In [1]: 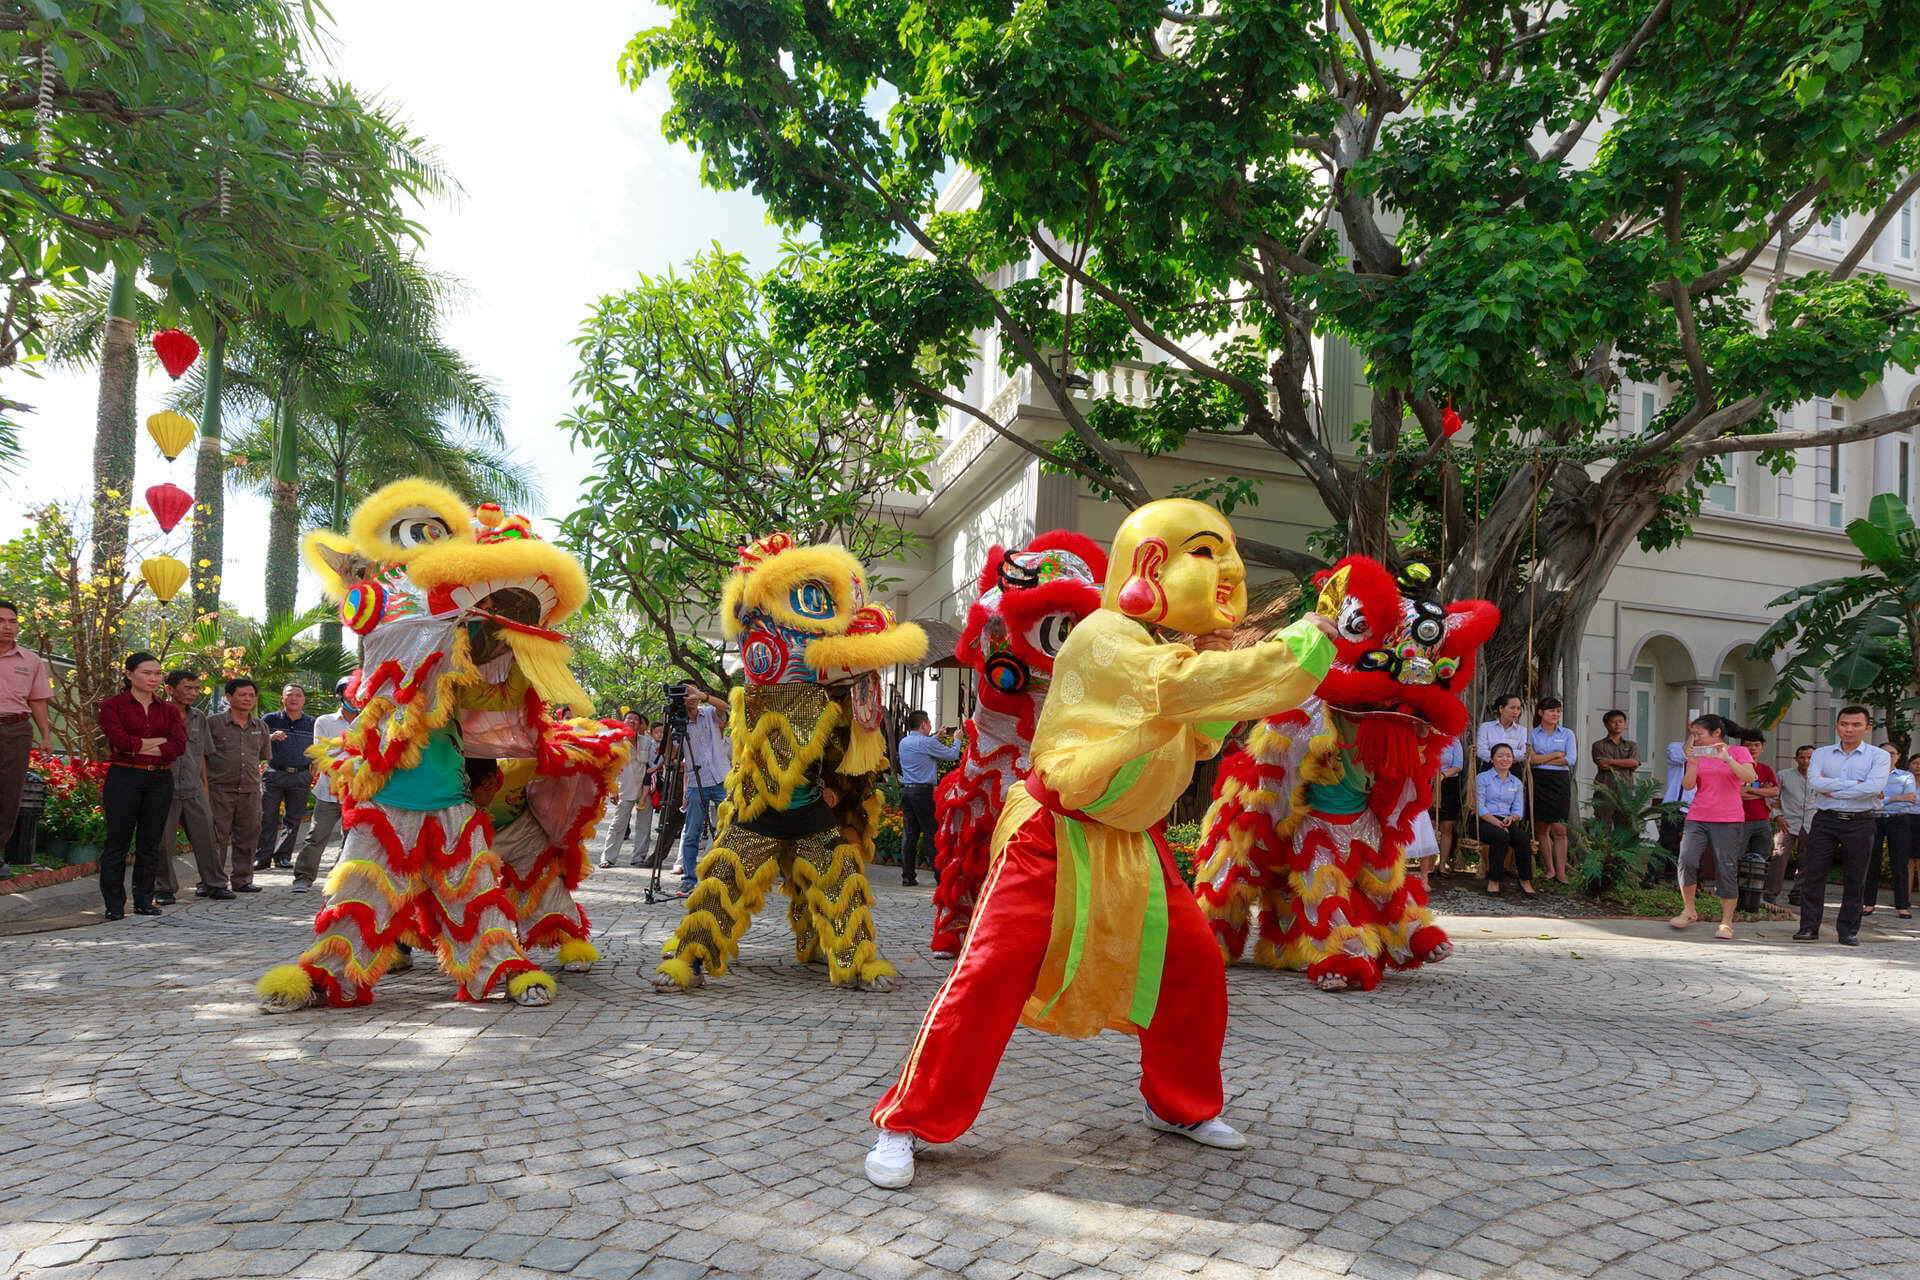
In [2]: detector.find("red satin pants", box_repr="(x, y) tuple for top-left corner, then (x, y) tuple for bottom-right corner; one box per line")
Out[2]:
(871, 806), (1228, 1142)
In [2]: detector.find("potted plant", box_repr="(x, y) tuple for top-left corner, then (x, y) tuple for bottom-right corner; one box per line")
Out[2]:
(33, 751), (110, 866)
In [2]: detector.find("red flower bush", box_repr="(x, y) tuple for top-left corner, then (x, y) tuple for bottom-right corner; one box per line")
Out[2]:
(31, 750), (109, 844)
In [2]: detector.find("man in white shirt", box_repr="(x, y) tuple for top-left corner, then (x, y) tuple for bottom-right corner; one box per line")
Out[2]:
(678, 690), (731, 891)
(291, 679), (356, 892)
(1772, 744), (1812, 905)
(1795, 707), (1890, 945)
(601, 713), (659, 868)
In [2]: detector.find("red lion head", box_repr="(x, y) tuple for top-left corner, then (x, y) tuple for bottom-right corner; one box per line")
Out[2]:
(1310, 555), (1499, 777)
(957, 532), (1108, 725)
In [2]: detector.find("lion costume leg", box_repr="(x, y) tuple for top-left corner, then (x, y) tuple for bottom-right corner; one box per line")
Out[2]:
(1361, 836), (1452, 969)
(1279, 820), (1383, 992)
(790, 827), (895, 989)
(654, 821), (783, 989)
(260, 805), (549, 1010)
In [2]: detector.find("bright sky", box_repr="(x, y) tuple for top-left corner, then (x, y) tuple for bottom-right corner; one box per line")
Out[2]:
(0, 0), (782, 618)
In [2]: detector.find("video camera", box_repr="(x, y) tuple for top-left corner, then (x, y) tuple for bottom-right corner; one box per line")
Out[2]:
(662, 681), (690, 732)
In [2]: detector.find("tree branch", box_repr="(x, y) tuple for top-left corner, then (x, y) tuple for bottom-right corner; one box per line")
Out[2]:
(1691, 405), (1920, 458)
(1831, 168), (1920, 282)
(1540, 0), (1674, 165)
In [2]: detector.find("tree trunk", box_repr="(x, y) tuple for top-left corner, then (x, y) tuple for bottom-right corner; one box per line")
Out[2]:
(264, 389), (301, 618)
(90, 265), (139, 576)
(318, 449), (347, 651)
(191, 320), (226, 616)
(266, 478), (300, 618)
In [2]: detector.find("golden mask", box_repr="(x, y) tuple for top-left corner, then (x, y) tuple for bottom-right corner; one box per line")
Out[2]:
(1102, 498), (1248, 637)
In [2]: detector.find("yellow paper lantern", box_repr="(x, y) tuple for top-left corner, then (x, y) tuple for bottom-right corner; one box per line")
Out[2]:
(140, 555), (188, 603)
(146, 411), (197, 461)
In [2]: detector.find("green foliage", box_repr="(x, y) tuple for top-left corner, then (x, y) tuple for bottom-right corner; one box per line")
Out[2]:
(557, 245), (936, 688)
(1751, 492), (1920, 728)
(629, 0), (1920, 707)
(2, 0), (446, 366)
(566, 608), (682, 718)
(1575, 773), (1672, 896)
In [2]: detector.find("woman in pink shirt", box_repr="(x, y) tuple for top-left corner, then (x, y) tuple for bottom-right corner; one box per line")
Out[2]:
(1674, 714), (1759, 940)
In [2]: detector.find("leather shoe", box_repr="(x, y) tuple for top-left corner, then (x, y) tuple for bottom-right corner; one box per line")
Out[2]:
(154, 893), (176, 906)
(133, 903), (162, 916)
(253, 858), (271, 870)
(1838, 934), (1860, 947)
(1792, 930), (1818, 941)
(194, 884), (210, 898)
(104, 909), (124, 921)
(233, 884), (263, 894)
(208, 887), (236, 900)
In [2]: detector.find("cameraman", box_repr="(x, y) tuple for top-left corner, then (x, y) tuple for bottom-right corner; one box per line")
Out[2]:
(678, 687), (731, 892)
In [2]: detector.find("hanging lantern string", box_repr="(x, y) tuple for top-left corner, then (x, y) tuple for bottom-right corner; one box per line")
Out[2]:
(36, 52), (55, 170)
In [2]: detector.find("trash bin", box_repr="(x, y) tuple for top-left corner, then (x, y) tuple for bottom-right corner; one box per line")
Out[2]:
(4, 767), (45, 870)
(1737, 850), (1769, 914)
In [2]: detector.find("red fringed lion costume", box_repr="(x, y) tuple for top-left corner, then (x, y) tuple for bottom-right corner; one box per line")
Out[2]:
(929, 532), (1106, 956)
(1193, 556), (1498, 991)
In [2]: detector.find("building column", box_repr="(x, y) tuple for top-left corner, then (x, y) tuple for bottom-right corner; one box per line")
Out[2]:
(1027, 460), (1076, 534)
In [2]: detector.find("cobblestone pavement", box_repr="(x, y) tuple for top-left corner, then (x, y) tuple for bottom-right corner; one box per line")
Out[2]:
(2, 838), (1917, 1280)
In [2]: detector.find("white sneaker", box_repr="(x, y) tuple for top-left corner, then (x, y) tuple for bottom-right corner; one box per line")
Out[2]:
(1143, 1104), (1247, 1150)
(863, 1129), (916, 1188)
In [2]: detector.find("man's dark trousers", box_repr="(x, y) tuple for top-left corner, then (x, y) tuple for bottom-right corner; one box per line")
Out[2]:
(1797, 809), (1875, 938)
(900, 782), (937, 886)
(256, 769), (308, 868)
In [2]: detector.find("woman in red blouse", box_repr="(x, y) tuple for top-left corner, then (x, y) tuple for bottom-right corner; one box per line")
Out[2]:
(97, 652), (186, 919)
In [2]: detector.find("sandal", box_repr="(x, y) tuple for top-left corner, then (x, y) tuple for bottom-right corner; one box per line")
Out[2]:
(1669, 913), (1698, 930)
(1715, 924), (1734, 941)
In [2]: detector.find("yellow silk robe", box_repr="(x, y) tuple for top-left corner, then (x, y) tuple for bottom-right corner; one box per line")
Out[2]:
(989, 608), (1335, 1038)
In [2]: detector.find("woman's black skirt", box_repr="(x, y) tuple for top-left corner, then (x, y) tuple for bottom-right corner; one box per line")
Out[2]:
(1529, 767), (1571, 824)
(1438, 775), (1463, 822)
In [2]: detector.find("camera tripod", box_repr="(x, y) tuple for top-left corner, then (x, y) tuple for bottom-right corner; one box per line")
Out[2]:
(643, 703), (718, 905)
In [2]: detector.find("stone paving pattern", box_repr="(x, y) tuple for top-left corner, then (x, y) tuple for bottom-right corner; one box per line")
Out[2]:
(2, 839), (1917, 1280)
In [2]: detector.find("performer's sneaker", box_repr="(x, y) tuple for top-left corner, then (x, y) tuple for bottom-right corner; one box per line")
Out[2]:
(291, 879), (312, 892)
(864, 1129), (916, 1188)
(1143, 1104), (1247, 1150)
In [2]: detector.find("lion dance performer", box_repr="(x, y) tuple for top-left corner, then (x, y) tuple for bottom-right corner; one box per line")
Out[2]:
(652, 533), (926, 993)
(865, 499), (1338, 1188)
(930, 532), (1107, 956)
(1193, 557), (1498, 992)
(256, 481), (628, 1013)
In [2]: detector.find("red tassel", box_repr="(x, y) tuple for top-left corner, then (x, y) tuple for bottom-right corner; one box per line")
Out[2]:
(1441, 398), (1463, 438)
(151, 329), (200, 379)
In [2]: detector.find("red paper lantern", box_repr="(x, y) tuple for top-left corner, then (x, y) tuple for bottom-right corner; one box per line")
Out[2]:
(1441, 398), (1463, 438)
(146, 482), (193, 533)
(152, 328), (200, 379)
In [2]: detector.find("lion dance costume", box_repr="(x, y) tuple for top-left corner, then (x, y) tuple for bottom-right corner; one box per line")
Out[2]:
(1194, 557), (1497, 992)
(256, 481), (628, 1013)
(929, 532), (1106, 956)
(870, 500), (1334, 1169)
(653, 534), (927, 993)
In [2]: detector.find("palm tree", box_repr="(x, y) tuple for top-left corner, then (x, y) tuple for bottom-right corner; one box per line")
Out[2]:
(185, 251), (519, 617)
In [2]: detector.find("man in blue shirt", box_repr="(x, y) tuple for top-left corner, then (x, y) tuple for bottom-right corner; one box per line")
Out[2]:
(256, 683), (317, 871)
(1796, 705), (1891, 945)
(896, 711), (961, 887)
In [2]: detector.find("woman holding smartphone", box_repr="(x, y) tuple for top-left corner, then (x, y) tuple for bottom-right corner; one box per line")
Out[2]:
(1674, 714), (1757, 940)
